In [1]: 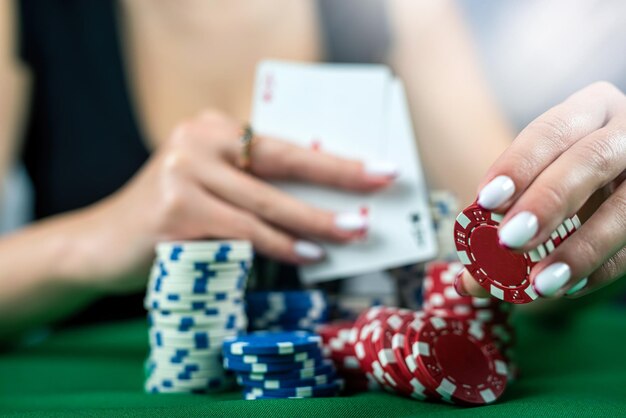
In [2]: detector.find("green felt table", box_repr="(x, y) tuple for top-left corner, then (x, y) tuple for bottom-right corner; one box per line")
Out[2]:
(1, 305), (625, 418)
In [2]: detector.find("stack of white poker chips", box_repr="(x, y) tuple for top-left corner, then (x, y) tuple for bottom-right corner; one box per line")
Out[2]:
(143, 240), (253, 393)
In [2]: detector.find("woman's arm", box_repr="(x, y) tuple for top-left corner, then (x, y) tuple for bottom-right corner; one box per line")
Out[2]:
(0, 2), (100, 336)
(388, 0), (514, 205)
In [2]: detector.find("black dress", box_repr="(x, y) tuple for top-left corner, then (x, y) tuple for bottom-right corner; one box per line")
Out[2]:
(16, 0), (391, 324)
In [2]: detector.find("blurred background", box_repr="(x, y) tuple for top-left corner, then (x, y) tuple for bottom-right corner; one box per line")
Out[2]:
(2, 0), (626, 233)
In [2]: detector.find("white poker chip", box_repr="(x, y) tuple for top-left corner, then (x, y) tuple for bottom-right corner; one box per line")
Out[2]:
(150, 327), (239, 339)
(150, 265), (249, 281)
(148, 279), (245, 294)
(149, 310), (247, 326)
(149, 345), (224, 358)
(155, 249), (253, 263)
(156, 259), (252, 273)
(145, 374), (235, 393)
(144, 299), (244, 313)
(144, 291), (244, 305)
(156, 240), (252, 252)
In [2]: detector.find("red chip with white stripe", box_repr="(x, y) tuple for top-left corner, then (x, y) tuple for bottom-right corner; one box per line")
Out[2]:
(405, 314), (508, 405)
(454, 201), (580, 304)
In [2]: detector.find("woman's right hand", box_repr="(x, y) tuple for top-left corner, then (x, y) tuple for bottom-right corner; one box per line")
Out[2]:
(72, 110), (397, 292)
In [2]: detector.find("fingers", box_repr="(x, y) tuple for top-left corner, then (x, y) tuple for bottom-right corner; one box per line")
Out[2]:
(497, 117), (626, 250)
(566, 247), (626, 299)
(529, 181), (626, 298)
(228, 135), (398, 192)
(194, 163), (368, 242)
(194, 190), (326, 265)
(454, 268), (490, 298)
(180, 111), (396, 192)
(477, 82), (626, 212)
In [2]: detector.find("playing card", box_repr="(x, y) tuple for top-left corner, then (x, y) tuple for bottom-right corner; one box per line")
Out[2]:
(251, 61), (437, 282)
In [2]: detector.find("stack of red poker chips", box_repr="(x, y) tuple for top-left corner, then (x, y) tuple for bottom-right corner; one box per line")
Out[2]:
(317, 321), (379, 393)
(343, 305), (508, 405)
(422, 261), (518, 381)
(317, 260), (518, 405)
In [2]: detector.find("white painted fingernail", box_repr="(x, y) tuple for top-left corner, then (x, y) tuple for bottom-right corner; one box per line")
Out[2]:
(364, 160), (399, 178)
(533, 262), (571, 297)
(478, 175), (515, 209)
(498, 211), (539, 248)
(335, 212), (368, 232)
(566, 277), (588, 296)
(294, 241), (324, 260)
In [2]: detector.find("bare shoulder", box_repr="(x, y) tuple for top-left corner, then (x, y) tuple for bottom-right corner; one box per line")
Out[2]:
(0, 1), (17, 63)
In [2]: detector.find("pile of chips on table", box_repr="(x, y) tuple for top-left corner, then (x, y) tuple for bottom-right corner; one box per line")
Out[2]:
(143, 240), (253, 393)
(422, 261), (517, 380)
(318, 261), (512, 405)
(245, 290), (329, 332)
(222, 331), (342, 400)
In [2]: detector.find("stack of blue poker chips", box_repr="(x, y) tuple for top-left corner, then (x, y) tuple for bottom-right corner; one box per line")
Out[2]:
(245, 291), (329, 332)
(222, 331), (343, 400)
(143, 240), (253, 394)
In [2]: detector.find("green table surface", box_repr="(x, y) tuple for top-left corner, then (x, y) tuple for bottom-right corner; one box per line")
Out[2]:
(1, 305), (625, 418)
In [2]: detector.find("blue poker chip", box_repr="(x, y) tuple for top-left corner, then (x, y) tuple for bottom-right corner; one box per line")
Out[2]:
(237, 370), (338, 389)
(223, 356), (325, 373)
(243, 381), (341, 398)
(223, 347), (321, 364)
(240, 362), (335, 381)
(223, 331), (322, 355)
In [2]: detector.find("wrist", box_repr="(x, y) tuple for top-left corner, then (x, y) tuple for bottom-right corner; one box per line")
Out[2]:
(55, 197), (155, 294)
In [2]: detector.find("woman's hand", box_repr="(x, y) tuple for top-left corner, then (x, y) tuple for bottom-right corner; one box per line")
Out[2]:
(74, 110), (396, 292)
(457, 82), (626, 299)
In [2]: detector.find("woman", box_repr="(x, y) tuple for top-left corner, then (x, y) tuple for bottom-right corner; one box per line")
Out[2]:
(2, 0), (621, 335)
(0, 0), (512, 335)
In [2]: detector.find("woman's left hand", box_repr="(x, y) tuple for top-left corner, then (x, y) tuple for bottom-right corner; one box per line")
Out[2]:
(457, 81), (626, 299)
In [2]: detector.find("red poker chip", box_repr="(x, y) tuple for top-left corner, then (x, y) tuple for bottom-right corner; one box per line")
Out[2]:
(359, 315), (393, 387)
(423, 261), (505, 311)
(454, 201), (580, 304)
(422, 262), (460, 299)
(317, 322), (354, 343)
(426, 307), (512, 326)
(371, 311), (422, 398)
(402, 315), (444, 401)
(354, 307), (404, 390)
(406, 315), (508, 405)
(350, 306), (386, 345)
